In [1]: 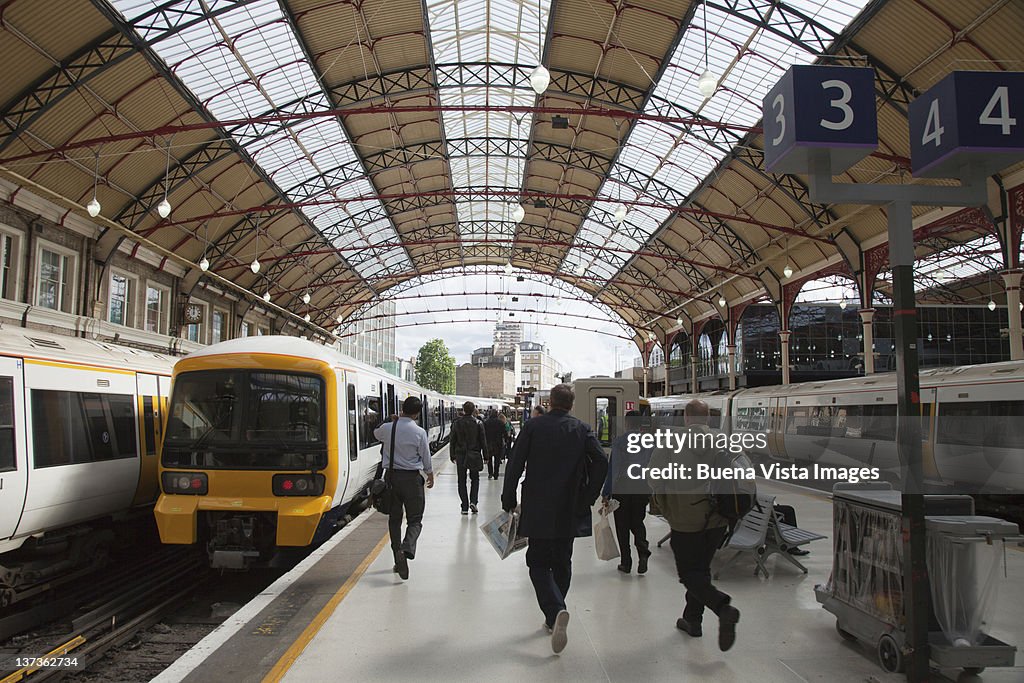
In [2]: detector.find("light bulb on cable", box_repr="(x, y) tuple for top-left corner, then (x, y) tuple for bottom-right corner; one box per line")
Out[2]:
(87, 197), (101, 218)
(718, 295), (727, 308)
(613, 204), (628, 225)
(783, 264), (793, 279)
(504, 262), (513, 275)
(199, 256), (210, 272)
(263, 291), (271, 303)
(511, 204), (526, 223)
(697, 69), (719, 98)
(336, 314), (343, 324)
(529, 65), (550, 95)
(250, 259), (261, 274)
(304, 313), (311, 323)
(988, 300), (996, 312)
(839, 300), (847, 310)
(157, 198), (171, 218)
(676, 317), (682, 326)
(302, 291), (311, 305)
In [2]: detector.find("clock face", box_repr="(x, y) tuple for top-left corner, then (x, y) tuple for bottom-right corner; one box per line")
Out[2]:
(184, 304), (202, 323)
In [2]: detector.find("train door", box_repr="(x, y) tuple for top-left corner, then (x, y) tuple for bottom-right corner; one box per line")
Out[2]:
(0, 358), (27, 542)
(769, 396), (791, 461)
(386, 383), (396, 417)
(132, 373), (163, 505)
(919, 387), (939, 479)
(573, 378), (639, 454)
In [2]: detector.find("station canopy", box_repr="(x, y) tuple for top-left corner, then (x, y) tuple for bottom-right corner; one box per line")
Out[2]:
(0, 0), (1021, 348)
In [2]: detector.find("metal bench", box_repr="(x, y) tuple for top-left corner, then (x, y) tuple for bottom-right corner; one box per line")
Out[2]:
(713, 494), (776, 579)
(764, 517), (826, 574)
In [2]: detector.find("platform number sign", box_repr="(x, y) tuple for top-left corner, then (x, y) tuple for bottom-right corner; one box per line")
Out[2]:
(763, 65), (878, 175)
(910, 71), (1024, 178)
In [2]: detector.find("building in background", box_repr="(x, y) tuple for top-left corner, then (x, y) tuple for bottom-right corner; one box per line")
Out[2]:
(519, 341), (563, 391)
(336, 300), (397, 368)
(493, 321), (523, 354)
(457, 344), (520, 398)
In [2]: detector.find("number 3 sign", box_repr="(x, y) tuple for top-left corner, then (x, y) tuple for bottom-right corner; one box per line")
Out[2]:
(910, 71), (1024, 178)
(762, 65), (878, 175)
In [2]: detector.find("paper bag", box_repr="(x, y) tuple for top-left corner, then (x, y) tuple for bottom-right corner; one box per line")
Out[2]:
(594, 504), (619, 561)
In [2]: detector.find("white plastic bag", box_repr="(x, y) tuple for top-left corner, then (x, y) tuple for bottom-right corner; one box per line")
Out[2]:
(480, 510), (528, 559)
(594, 503), (619, 561)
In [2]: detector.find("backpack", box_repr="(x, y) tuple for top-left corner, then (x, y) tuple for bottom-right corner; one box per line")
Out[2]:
(705, 450), (757, 543)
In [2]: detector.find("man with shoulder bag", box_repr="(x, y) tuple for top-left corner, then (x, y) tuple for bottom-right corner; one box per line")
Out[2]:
(373, 397), (434, 581)
(451, 401), (486, 515)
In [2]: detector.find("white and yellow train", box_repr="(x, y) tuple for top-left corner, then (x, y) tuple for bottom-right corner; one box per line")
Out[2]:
(154, 336), (502, 568)
(0, 327), (173, 605)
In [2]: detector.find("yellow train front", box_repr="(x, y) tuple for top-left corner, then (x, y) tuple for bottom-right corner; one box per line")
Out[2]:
(155, 336), (394, 568)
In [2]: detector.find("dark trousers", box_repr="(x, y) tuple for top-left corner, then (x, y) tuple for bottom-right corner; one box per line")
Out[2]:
(387, 470), (425, 557)
(526, 537), (574, 627)
(669, 526), (730, 623)
(486, 442), (503, 478)
(612, 494), (650, 564)
(456, 461), (479, 510)
(774, 504), (797, 527)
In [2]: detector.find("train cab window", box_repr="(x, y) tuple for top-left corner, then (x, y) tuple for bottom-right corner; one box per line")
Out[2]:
(0, 377), (14, 472)
(359, 395), (382, 449)
(31, 391), (136, 467)
(709, 409), (721, 430)
(594, 397), (617, 447)
(348, 384), (358, 461)
(248, 373), (323, 443)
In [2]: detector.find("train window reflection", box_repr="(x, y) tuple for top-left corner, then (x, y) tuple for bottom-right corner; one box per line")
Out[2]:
(0, 377), (14, 471)
(249, 373), (323, 443)
(165, 371), (237, 444)
(31, 390), (136, 467)
(937, 401), (1024, 449)
(359, 395), (382, 449)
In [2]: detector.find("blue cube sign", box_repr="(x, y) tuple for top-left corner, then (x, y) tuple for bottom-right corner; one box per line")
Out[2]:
(763, 65), (878, 175)
(910, 71), (1024, 178)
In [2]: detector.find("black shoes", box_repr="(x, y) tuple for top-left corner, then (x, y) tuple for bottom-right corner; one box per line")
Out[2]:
(788, 547), (810, 556)
(394, 550), (409, 580)
(470, 503), (478, 514)
(461, 509), (469, 515)
(637, 550), (651, 574)
(617, 563), (631, 574)
(676, 618), (703, 638)
(718, 605), (740, 651)
(403, 549), (415, 560)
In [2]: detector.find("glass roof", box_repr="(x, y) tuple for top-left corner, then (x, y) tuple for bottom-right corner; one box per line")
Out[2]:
(563, 0), (873, 286)
(110, 0), (413, 283)
(427, 0), (550, 251)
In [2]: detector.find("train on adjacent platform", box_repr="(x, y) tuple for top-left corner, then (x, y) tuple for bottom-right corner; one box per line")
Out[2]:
(153, 336), (510, 568)
(648, 360), (1024, 493)
(0, 327), (173, 606)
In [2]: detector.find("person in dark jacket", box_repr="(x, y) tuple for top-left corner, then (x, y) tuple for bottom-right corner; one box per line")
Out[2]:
(450, 401), (486, 514)
(649, 399), (740, 652)
(602, 411), (653, 574)
(484, 410), (506, 480)
(502, 384), (607, 654)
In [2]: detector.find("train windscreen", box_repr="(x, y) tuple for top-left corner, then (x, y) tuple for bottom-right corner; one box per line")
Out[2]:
(163, 370), (327, 470)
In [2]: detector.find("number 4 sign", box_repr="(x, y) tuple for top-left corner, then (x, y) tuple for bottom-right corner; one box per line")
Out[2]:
(910, 71), (1024, 178)
(762, 65), (878, 175)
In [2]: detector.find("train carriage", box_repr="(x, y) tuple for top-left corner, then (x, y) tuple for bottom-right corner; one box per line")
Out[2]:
(0, 327), (174, 605)
(155, 336), (462, 568)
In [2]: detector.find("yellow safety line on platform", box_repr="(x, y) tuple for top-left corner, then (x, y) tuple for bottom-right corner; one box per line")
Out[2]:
(262, 533), (389, 683)
(1, 635), (86, 683)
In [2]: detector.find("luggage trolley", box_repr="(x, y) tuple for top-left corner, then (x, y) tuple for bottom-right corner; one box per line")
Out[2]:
(814, 484), (1019, 675)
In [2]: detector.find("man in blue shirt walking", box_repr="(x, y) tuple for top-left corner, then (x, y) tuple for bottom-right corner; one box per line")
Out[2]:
(375, 396), (434, 580)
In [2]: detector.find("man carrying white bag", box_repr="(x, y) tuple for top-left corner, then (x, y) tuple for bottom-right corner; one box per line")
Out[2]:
(594, 499), (621, 561)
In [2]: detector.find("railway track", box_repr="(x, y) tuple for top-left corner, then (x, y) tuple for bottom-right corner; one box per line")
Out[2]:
(0, 550), (207, 682)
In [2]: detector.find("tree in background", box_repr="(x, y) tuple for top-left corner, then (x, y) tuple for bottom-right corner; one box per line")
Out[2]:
(415, 339), (455, 393)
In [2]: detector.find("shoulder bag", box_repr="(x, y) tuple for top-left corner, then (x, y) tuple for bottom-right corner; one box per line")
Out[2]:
(370, 421), (398, 514)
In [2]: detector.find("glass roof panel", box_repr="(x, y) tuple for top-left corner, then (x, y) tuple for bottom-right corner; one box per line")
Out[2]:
(427, 0), (550, 249)
(563, 0), (873, 286)
(110, 0), (412, 281)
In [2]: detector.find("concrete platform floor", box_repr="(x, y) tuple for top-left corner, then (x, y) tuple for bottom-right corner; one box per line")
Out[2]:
(278, 466), (1024, 683)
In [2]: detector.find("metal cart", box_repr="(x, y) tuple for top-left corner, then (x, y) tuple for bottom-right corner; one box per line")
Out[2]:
(814, 484), (1019, 675)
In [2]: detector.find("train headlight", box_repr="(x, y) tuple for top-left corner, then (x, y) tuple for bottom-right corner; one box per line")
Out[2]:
(162, 471), (208, 495)
(272, 474), (325, 496)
